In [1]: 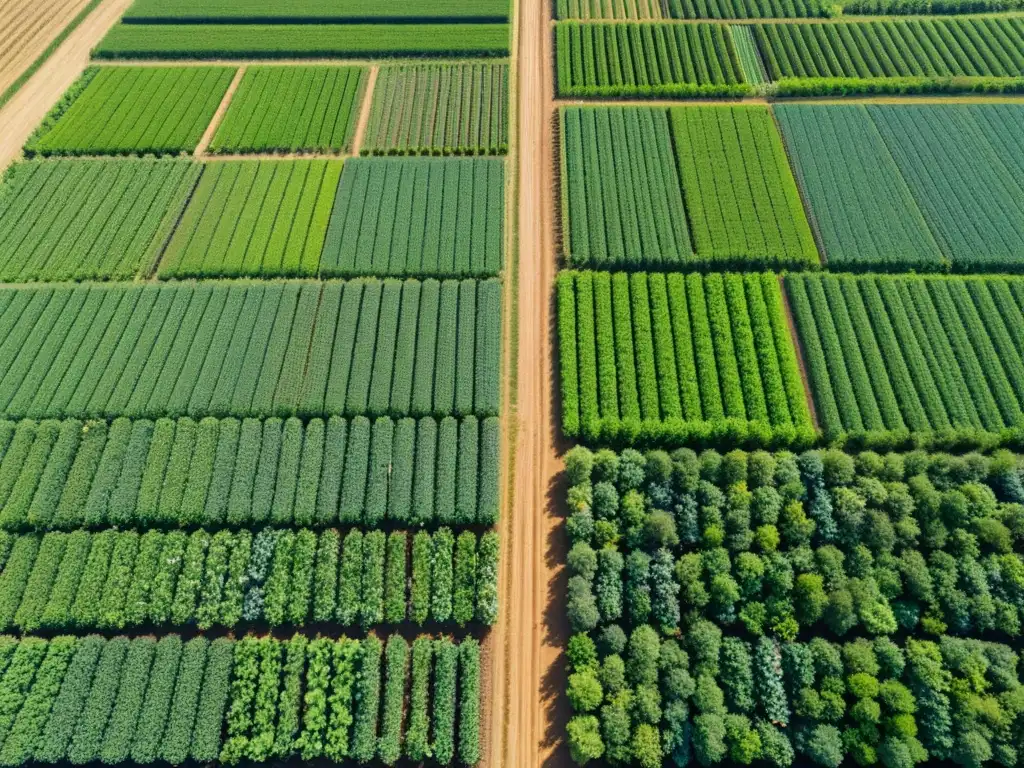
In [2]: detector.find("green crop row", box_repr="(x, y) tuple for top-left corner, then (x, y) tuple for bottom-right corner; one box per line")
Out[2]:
(0, 414), (499, 532)
(26, 66), (235, 156)
(94, 23), (511, 59)
(559, 271), (813, 447)
(787, 274), (1024, 450)
(321, 157), (504, 278)
(0, 279), (501, 421)
(364, 64), (509, 156)
(159, 160), (342, 279)
(556, 22), (750, 97)
(122, 0), (510, 22)
(557, 0), (827, 18)
(0, 526), (499, 632)
(0, 158), (198, 282)
(211, 67), (364, 155)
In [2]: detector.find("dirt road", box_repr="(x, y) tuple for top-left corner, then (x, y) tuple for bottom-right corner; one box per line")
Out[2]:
(0, 0), (135, 170)
(489, 0), (573, 761)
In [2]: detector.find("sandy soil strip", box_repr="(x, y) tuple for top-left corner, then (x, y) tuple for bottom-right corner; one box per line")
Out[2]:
(194, 65), (246, 157)
(0, 0), (136, 171)
(349, 65), (379, 156)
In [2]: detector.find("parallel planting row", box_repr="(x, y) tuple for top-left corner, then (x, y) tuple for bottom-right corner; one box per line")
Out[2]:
(0, 526), (498, 632)
(0, 415), (499, 532)
(0, 280), (501, 420)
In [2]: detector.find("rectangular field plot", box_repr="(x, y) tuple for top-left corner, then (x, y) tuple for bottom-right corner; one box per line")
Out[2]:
(555, 22), (748, 97)
(26, 66), (235, 156)
(0, 279), (501, 421)
(787, 274), (1024, 447)
(0, 159), (199, 282)
(777, 104), (1024, 271)
(754, 17), (1024, 80)
(0, 415), (499, 532)
(321, 158), (504, 278)
(210, 66), (364, 155)
(158, 160), (343, 278)
(95, 23), (511, 59)
(559, 271), (813, 445)
(363, 64), (508, 156)
(123, 0), (510, 22)
(0, 527), (497, 631)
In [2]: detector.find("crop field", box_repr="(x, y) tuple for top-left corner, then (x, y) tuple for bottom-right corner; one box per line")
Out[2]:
(159, 160), (342, 279)
(0, 526), (498, 631)
(555, 22), (748, 97)
(94, 23), (512, 59)
(211, 67), (364, 155)
(123, 0), (510, 22)
(557, 0), (827, 17)
(754, 17), (1024, 81)
(559, 271), (813, 445)
(562, 444), (1024, 767)
(363, 64), (509, 156)
(777, 104), (1024, 272)
(788, 274), (1024, 447)
(321, 158), (504, 278)
(26, 66), (235, 156)
(0, 280), (501, 421)
(0, 415), (499, 531)
(0, 632), (481, 766)
(0, 159), (199, 282)
(0, 0), (95, 100)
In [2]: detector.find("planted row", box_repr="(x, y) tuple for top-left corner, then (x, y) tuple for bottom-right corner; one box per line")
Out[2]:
(0, 279), (501, 420)
(0, 527), (498, 632)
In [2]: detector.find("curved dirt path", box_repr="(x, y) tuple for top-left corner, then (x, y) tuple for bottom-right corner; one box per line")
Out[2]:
(0, 0), (135, 171)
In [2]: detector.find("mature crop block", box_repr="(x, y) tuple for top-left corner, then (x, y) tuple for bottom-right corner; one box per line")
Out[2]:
(0, 280), (500, 421)
(559, 271), (813, 446)
(159, 160), (343, 278)
(211, 67), (364, 155)
(558, 0), (827, 18)
(556, 22), (749, 97)
(0, 158), (199, 282)
(26, 67), (235, 156)
(321, 158), (504, 278)
(123, 0), (510, 22)
(788, 274), (1024, 449)
(95, 23), (511, 59)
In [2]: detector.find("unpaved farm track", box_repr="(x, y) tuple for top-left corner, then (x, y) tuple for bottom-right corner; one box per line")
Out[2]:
(0, 0), (135, 170)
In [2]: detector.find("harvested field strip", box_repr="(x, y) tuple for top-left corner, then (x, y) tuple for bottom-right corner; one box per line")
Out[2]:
(0, 0), (95, 99)
(321, 158), (504, 278)
(94, 23), (512, 59)
(559, 270), (813, 446)
(211, 66), (364, 155)
(27, 66), (236, 156)
(159, 159), (342, 278)
(787, 273), (1024, 447)
(0, 158), (199, 282)
(363, 63), (509, 156)
(0, 279), (501, 421)
(0, 414), (499, 531)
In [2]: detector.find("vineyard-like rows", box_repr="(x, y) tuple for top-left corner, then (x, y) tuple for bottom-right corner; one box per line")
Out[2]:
(788, 274), (1024, 447)
(159, 160), (342, 278)
(26, 66), (235, 156)
(777, 104), (1024, 272)
(557, 0), (827, 17)
(0, 159), (198, 282)
(562, 108), (690, 268)
(754, 17), (1024, 80)
(94, 23), (511, 59)
(559, 271), (813, 445)
(363, 64), (509, 156)
(555, 22), (748, 97)
(0, 280), (501, 420)
(0, 632), (481, 766)
(211, 66), (364, 155)
(123, 0), (510, 21)
(0, 526), (498, 632)
(562, 447), (1024, 767)
(0, 415), (499, 533)
(321, 158), (504, 278)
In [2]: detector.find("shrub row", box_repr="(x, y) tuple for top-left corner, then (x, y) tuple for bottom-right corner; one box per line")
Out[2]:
(0, 527), (499, 632)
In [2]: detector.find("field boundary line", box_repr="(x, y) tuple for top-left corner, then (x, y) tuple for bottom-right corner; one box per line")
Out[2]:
(778, 273), (820, 432)
(350, 65), (379, 156)
(194, 65), (245, 157)
(95, 56), (512, 67)
(549, 9), (1024, 23)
